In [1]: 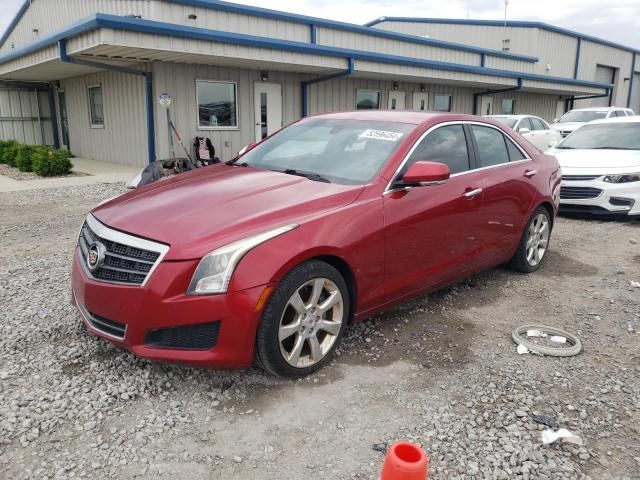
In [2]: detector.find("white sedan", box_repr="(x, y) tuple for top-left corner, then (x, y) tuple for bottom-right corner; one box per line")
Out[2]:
(489, 115), (563, 151)
(546, 116), (640, 217)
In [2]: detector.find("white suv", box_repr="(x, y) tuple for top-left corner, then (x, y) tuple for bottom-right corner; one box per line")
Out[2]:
(551, 107), (635, 137)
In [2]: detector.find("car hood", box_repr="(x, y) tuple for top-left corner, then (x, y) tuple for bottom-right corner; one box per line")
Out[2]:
(92, 164), (365, 260)
(547, 148), (640, 173)
(551, 122), (583, 132)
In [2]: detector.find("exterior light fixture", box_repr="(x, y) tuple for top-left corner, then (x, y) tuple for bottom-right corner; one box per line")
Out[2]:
(188, 14), (198, 20)
(420, 84), (426, 92)
(260, 71), (269, 82)
(393, 82), (399, 90)
(158, 93), (172, 109)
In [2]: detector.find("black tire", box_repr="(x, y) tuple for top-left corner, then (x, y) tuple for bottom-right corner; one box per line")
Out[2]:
(255, 260), (350, 378)
(508, 206), (552, 273)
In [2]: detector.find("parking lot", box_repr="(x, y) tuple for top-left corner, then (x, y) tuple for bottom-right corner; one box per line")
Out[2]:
(0, 183), (638, 480)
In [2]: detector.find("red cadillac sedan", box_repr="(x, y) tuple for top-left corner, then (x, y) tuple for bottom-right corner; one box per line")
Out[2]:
(72, 112), (560, 378)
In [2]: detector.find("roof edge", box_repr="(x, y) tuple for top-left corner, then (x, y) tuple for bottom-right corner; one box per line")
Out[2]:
(0, 13), (612, 94)
(365, 17), (640, 55)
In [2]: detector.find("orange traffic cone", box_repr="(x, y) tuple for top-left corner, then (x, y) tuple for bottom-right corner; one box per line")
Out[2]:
(380, 441), (428, 480)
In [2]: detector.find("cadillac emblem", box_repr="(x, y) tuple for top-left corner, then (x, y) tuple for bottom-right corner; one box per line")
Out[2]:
(87, 241), (107, 271)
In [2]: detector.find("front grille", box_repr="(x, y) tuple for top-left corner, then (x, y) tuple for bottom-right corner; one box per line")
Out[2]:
(87, 311), (127, 339)
(77, 215), (167, 286)
(562, 175), (601, 181)
(560, 186), (603, 199)
(144, 322), (221, 350)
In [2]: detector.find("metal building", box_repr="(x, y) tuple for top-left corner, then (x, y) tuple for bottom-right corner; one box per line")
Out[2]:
(0, 0), (637, 167)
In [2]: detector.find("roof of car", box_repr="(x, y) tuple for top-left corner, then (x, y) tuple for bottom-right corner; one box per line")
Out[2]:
(306, 110), (481, 125)
(488, 115), (542, 120)
(569, 107), (623, 112)
(590, 116), (640, 124)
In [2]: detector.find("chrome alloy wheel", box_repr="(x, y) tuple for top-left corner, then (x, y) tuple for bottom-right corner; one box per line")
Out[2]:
(278, 278), (344, 368)
(525, 213), (550, 267)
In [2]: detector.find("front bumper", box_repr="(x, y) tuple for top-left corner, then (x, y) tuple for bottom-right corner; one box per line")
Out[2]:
(559, 179), (640, 216)
(71, 248), (271, 368)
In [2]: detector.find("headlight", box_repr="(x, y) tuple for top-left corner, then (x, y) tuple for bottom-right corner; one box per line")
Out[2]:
(603, 173), (640, 183)
(187, 224), (299, 295)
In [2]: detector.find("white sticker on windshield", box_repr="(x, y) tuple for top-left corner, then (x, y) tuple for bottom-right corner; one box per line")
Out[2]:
(359, 129), (405, 142)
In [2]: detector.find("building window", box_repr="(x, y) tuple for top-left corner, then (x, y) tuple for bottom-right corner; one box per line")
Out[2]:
(501, 99), (515, 114)
(88, 85), (104, 127)
(196, 80), (238, 129)
(434, 94), (452, 112)
(355, 89), (380, 110)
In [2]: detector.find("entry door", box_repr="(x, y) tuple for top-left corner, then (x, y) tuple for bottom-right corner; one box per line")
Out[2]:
(254, 82), (282, 142)
(387, 91), (406, 110)
(412, 92), (428, 111)
(479, 96), (493, 115)
(58, 90), (70, 149)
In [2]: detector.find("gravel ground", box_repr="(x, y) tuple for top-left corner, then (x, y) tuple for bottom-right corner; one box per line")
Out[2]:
(0, 164), (88, 181)
(0, 183), (639, 480)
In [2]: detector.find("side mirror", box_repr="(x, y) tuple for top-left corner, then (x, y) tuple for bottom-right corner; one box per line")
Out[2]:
(518, 127), (531, 135)
(548, 140), (559, 149)
(402, 161), (450, 187)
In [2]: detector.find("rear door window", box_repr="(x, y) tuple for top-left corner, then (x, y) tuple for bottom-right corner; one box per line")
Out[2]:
(405, 124), (470, 175)
(530, 118), (547, 130)
(470, 125), (510, 167)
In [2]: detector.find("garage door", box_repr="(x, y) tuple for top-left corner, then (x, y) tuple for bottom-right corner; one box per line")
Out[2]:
(630, 72), (640, 113)
(0, 87), (55, 146)
(592, 65), (615, 107)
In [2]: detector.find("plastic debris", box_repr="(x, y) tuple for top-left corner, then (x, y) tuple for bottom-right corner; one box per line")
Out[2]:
(631, 281), (640, 288)
(527, 329), (547, 338)
(532, 415), (560, 429)
(541, 428), (583, 446)
(550, 336), (567, 343)
(517, 344), (530, 355)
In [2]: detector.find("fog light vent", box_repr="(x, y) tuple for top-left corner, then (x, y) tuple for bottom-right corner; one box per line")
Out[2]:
(144, 322), (220, 350)
(609, 197), (634, 208)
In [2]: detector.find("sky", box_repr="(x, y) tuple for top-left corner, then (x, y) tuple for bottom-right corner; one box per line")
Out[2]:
(1, 0), (639, 49)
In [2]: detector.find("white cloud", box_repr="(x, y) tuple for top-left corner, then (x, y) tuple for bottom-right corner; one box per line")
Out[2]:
(1, 0), (638, 48)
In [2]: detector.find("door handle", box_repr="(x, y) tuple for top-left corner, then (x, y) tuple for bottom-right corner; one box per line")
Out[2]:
(524, 170), (538, 178)
(463, 187), (483, 199)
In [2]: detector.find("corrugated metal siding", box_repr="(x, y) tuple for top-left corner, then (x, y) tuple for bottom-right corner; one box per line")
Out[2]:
(489, 91), (558, 122)
(317, 28), (479, 66)
(152, 62), (303, 162)
(575, 40), (634, 107)
(61, 69), (148, 166)
(0, 88), (53, 145)
(375, 23), (580, 78)
(307, 77), (479, 115)
(0, 0), (154, 54)
(0, 45), (58, 76)
(150, 1), (309, 42)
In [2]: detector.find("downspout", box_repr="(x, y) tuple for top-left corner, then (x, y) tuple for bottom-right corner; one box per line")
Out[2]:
(472, 78), (522, 115)
(573, 37), (581, 79)
(301, 58), (355, 117)
(58, 39), (156, 164)
(627, 52), (636, 108)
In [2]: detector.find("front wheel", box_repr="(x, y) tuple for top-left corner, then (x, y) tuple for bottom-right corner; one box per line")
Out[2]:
(255, 261), (350, 378)
(508, 207), (552, 273)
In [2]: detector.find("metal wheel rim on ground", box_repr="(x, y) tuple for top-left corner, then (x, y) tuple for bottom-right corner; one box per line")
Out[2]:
(278, 278), (344, 368)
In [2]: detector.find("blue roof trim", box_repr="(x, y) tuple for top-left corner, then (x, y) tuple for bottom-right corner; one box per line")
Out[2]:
(166, 0), (537, 62)
(0, 13), (612, 93)
(0, 0), (30, 47)
(365, 17), (640, 55)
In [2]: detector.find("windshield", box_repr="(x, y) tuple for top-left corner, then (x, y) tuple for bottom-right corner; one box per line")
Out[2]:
(557, 123), (640, 150)
(491, 117), (518, 129)
(237, 118), (414, 184)
(558, 110), (607, 123)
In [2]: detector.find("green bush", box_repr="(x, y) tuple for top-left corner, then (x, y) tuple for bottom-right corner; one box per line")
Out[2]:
(0, 141), (8, 164)
(15, 145), (37, 172)
(31, 147), (73, 177)
(1, 140), (18, 166)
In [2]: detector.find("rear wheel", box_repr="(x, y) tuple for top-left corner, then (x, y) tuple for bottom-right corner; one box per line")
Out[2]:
(255, 261), (349, 378)
(509, 207), (551, 273)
